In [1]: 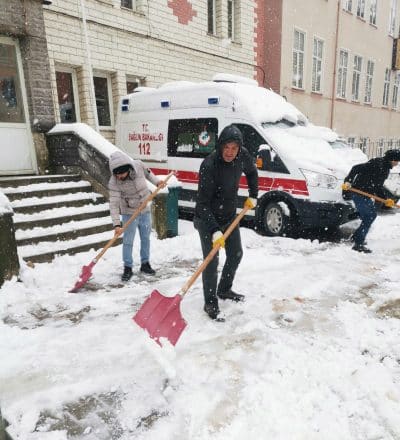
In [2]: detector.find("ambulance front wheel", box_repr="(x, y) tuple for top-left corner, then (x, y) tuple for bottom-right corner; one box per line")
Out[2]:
(259, 201), (295, 237)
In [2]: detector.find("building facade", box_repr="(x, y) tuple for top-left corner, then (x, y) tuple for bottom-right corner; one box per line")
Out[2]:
(264, 0), (400, 157)
(43, 0), (262, 143)
(3, 0), (398, 176)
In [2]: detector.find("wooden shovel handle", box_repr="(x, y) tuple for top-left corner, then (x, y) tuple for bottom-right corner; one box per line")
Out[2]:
(348, 187), (400, 208)
(93, 171), (175, 263)
(179, 205), (251, 297)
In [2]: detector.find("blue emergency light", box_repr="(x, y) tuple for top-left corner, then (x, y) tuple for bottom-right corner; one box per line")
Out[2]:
(121, 98), (129, 112)
(161, 100), (170, 108)
(208, 97), (219, 105)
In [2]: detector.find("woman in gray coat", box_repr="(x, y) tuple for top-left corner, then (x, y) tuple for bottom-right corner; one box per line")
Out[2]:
(108, 151), (161, 281)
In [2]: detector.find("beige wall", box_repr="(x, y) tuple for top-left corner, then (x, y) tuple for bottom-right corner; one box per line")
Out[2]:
(43, 0), (256, 142)
(280, 0), (400, 155)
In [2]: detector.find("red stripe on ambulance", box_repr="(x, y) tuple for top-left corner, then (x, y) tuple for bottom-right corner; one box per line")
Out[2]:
(151, 168), (309, 197)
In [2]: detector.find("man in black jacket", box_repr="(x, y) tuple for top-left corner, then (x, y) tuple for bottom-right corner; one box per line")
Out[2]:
(194, 124), (258, 321)
(342, 149), (400, 253)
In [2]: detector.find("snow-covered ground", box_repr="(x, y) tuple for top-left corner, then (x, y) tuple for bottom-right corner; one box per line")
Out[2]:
(2, 215), (400, 440)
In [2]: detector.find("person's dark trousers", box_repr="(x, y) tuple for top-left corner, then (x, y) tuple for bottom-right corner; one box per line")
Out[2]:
(351, 194), (377, 245)
(194, 218), (243, 307)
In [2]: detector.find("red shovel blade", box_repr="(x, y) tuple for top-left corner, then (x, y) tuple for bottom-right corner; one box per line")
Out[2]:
(69, 261), (95, 293)
(133, 290), (187, 346)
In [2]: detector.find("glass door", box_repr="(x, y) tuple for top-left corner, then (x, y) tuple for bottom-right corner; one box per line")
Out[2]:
(0, 37), (36, 174)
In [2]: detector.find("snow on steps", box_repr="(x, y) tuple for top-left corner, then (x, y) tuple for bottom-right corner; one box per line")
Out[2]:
(0, 174), (121, 264)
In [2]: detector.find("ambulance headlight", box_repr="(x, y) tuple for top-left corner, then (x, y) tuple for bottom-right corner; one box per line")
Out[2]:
(300, 169), (337, 189)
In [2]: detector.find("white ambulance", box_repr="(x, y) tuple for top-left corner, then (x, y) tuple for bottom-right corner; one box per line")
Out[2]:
(115, 74), (355, 236)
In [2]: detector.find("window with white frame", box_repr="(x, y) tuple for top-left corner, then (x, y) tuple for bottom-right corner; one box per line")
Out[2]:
(55, 68), (80, 123)
(337, 49), (348, 98)
(392, 72), (400, 109)
(93, 73), (113, 127)
(312, 37), (323, 92)
(348, 136), (356, 148)
(389, 0), (397, 36)
(383, 68), (391, 106)
(351, 55), (362, 101)
(369, 0), (377, 25)
(292, 29), (305, 89)
(357, 0), (365, 18)
(121, 0), (135, 9)
(343, 0), (352, 12)
(208, 0), (216, 35)
(364, 60), (374, 103)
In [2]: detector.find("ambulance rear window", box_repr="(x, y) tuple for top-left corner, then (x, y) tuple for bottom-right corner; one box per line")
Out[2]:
(168, 118), (218, 158)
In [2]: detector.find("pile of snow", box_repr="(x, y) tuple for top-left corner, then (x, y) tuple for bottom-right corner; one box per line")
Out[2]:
(0, 191), (13, 215)
(2, 213), (400, 439)
(48, 123), (119, 158)
(232, 83), (307, 126)
(264, 126), (351, 177)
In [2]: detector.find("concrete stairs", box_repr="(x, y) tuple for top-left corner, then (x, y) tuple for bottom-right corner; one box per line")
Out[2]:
(0, 174), (120, 263)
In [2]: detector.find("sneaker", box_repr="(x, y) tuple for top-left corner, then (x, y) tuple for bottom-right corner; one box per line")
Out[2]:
(121, 266), (133, 281)
(204, 304), (225, 322)
(217, 290), (245, 302)
(352, 243), (372, 253)
(140, 262), (156, 275)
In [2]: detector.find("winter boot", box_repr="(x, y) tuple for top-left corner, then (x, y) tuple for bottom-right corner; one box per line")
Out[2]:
(352, 243), (372, 253)
(217, 289), (245, 302)
(203, 304), (225, 322)
(121, 266), (133, 281)
(140, 262), (156, 275)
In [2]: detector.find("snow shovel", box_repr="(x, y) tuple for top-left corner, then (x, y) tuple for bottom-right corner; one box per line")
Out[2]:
(133, 204), (251, 346)
(69, 171), (175, 293)
(346, 187), (400, 208)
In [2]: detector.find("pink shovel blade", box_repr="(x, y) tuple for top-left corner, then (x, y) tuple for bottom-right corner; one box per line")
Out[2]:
(133, 289), (187, 346)
(69, 261), (95, 293)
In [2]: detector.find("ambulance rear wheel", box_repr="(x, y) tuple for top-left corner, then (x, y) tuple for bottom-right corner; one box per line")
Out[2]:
(260, 201), (293, 237)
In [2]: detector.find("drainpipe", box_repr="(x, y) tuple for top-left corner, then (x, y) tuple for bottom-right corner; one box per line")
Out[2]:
(330, 0), (341, 129)
(79, 0), (99, 132)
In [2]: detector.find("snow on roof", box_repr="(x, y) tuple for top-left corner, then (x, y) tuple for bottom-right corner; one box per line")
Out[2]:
(125, 79), (307, 126)
(229, 83), (307, 125)
(48, 123), (119, 158)
(0, 191), (13, 215)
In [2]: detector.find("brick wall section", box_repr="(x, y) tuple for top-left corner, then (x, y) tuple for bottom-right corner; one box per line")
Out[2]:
(254, 0), (267, 86)
(0, 0), (26, 35)
(264, 0), (282, 93)
(0, 0), (55, 132)
(43, 0), (257, 141)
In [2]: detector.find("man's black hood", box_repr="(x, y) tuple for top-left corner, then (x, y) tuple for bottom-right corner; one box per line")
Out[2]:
(385, 149), (400, 164)
(216, 124), (243, 160)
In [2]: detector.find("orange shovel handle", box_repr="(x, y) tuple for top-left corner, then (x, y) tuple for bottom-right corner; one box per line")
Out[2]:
(347, 187), (400, 208)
